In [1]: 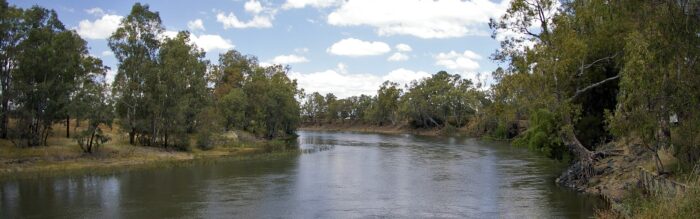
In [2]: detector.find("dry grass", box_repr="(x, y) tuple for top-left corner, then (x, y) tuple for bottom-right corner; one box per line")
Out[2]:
(592, 137), (700, 218)
(0, 121), (268, 180)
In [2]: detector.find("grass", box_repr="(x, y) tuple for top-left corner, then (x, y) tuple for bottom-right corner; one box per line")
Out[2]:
(597, 177), (700, 218)
(0, 121), (296, 180)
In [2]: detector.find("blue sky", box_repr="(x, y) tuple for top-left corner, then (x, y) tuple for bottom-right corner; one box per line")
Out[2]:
(10, 0), (511, 98)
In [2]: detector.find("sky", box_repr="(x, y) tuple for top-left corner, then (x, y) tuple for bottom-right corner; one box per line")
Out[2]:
(10, 0), (512, 98)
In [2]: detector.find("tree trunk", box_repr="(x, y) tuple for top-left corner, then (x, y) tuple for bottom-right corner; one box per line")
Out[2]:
(129, 128), (135, 145)
(0, 98), (7, 139)
(66, 116), (70, 138)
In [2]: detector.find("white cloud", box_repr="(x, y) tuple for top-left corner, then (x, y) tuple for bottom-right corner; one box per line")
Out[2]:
(396, 43), (412, 52)
(383, 68), (430, 86)
(161, 31), (234, 52)
(101, 50), (113, 57)
(76, 14), (123, 40)
(244, 0), (264, 14)
(191, 34), (234, 52)
(216, 0), (275, 29)
(327, 38), (391, 57)
(85, 7), (104, 16)
(433, 50), (492, 88)
(283, 0), (339, 9)
(434, 50), (482, 72)
(187, 19), (205, 31)
(216, 12), (272, 29)
(289, 65), (429, 98)
(268, 54), (309, 65)
(327, 0), (510, 38)
(387, 52), (409, 62)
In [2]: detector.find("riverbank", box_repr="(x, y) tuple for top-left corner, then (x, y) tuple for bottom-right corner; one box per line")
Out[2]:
(299, 123), (458, 137)
(588, 139), (700, 218)
(0, 125), (294, 180)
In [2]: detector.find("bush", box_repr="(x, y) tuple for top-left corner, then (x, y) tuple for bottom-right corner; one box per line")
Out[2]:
(261, 139), (294, 153)
(172, 134), (191, 152)
(196, 131), (214, 150)
(513, 109), (567, 160)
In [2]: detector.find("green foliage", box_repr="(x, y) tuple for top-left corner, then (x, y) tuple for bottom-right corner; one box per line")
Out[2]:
(9, 6), (98, 147)
(513, 109), (566, 159)
(369, 81), (402, 126)
(214, 52), (301, 140)
(402, 71), (483, 128)
(110, 5), (210, 148)
(75, 127), (111, 154)
(195, 106), (225, 151)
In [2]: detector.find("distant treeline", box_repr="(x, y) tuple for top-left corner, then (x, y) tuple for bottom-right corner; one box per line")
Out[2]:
(0, 2), (300, 152)
(300, 71), (489, 130)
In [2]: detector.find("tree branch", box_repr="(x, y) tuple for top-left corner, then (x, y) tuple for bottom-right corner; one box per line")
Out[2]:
(578, 53), (619, 76)
(569, 74), (620, 101)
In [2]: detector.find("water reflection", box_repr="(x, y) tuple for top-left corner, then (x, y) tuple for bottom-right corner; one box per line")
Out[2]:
(0, 131), (599, 218)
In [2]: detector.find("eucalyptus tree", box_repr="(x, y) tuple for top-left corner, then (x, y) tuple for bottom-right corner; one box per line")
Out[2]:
(12, 6), (90, 146)
(0, 0), (24, 139)
(158, 31), (209, 149)
(609, 1), (700, 172)
(109, 3), (163, 145)
(73, 58), (113, 154)
(402, 71), (478, 128)
(370, 81), (402, 125)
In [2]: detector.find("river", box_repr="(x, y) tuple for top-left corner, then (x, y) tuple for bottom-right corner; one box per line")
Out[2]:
(1, 131), (600, 218)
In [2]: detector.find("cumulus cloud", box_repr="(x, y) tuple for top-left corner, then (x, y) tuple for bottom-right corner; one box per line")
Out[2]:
(76, 14), (123, 40)
(434, 50), (482, 72)
(289, 66), (429, 98)
(327, 0), (510, 38)
(283, 0), (339, 9)
(162, 31), (234, 52)
(216, 12), (272, 29)
(327, 38), (391, 57)
(268, 54), (309, 65)
(244, 0), (264, 14)
(395, 43), (412, 52)
(216, 0), (275, 29)
(191, 34), (235, 52)
(433, 50), (493, 88)
(387, 52), (409, 62)
(187, 19), (205, 31)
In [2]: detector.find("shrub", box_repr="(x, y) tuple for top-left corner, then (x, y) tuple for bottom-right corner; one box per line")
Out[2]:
(513, 109), (567, 159)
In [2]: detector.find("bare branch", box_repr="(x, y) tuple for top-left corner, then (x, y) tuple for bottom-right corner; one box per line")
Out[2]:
(578, 53), (619, 76)
(569, 74), (620, 101)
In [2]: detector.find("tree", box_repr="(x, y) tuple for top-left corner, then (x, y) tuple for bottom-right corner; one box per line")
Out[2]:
(12, 7), (89, 146)
(0, 1), (24, 139)
(74, 59), (113, 154)
(609, 1), (700, 173)
(370, 81), (402, 126)
(109, 3), (163, 146)
(402, 71), (480, 128)
(157, 31), (209, 149)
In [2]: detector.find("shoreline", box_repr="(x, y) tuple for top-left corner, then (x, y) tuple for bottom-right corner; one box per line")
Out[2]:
(0, 135), (301, 181)
(298, 123), (454, 137)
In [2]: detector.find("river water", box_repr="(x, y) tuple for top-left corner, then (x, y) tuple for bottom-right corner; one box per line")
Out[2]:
(1, 131), (599, 218)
